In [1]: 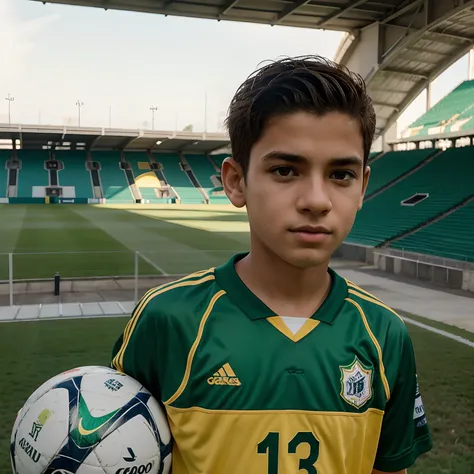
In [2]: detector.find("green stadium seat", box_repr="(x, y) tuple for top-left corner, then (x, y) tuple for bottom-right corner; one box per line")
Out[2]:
(390, 199), (474, 262)
(55, 150), (93, 199)
(124, 152), (169, 203)
(94, 151), (134, 203)
(185, 154), (229, 204)
(366, 149), (434, 196)
(406, 80), (474, 137)
(17, 150), (49, 198)
(347, 146), (474, 246)
(152, 153), (204, 204)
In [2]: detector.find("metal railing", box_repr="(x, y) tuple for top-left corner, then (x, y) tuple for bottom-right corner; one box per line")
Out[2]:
(0, 249), (242, 307)
(377, 247), (474, 270)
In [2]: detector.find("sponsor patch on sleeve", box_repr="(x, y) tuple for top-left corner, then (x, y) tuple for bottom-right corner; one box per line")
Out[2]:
(413, 376), (427, 428)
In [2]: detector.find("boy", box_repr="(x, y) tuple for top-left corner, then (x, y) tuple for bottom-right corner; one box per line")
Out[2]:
(111, 55), (432, 473)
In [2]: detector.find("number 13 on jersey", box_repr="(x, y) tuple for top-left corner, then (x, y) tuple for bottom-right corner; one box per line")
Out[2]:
(258, 432), (320, 473)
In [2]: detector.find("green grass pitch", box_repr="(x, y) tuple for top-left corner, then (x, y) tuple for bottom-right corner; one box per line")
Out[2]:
(0, 204), (250, 280)
(0, 204), (473, 472)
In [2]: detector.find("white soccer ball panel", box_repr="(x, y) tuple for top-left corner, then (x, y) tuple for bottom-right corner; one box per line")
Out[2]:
(162, 453), (172, 474)
(76, 450), (105, 473)
(76, 457), (108, 474)
(80, 371), (143, 416)
(146, 398), (171, 447)
(93, 415), (160, 474)
(23, 367), (111, 408)
(13, 388), (70, 474)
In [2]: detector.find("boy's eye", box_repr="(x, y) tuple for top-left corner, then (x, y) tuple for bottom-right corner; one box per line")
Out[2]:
(331, 170), (355, 181)
(272, 167), (296, 178)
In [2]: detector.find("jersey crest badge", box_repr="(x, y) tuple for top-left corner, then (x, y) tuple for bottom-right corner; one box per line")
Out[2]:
(340, 358), (373, 408)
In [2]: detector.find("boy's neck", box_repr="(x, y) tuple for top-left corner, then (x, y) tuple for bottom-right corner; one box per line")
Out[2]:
(234, 245), (331, 318)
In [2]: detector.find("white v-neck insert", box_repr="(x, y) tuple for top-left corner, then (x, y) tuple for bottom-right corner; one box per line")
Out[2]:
(280, 316), (309, 334)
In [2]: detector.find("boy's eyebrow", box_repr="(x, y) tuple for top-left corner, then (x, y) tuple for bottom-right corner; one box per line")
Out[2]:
(262, 151), (307, 163)
(262, 151), (363, 167)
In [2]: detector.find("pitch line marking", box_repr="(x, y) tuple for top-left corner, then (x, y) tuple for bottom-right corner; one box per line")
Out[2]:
(402, 316), (474, 348)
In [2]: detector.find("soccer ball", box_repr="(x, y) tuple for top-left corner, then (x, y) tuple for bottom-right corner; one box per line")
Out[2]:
(10, 366), (172, 474)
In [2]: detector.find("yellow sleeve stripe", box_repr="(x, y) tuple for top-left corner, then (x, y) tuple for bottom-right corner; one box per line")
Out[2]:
(345, 281), (382, 302)
(112, 268), (215, 372)
(346, 298), (391, 402)
(164, 289), (226, 406)
(347, 289), (405, 324)
(112, 270), (216, 372)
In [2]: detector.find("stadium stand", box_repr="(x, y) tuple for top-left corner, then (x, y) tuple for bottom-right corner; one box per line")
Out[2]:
(210, 154), (228, 171)
(125, 152), (168, 203)
(55, 150), (93, 198)
(405, 80), (474, 138)
(348, 146), (474, 247)
(390, 197), (474, 262)
(152, 153), (204, 204)
(368, 151), (380, 162)
(365, 149), (435, 196)
(0, 150), (10, 198)
(94, 151), (134, 203)
(184, 154), (229, 204)
(17, 150), (49, 197)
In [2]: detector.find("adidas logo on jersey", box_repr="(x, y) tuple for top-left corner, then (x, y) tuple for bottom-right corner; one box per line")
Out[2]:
(207, 363), (241, 386)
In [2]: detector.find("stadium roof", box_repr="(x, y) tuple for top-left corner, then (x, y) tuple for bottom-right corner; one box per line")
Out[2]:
(29, 0), (406, 31)
(30, 0), (474, 138)
(0, 124), (231, 153)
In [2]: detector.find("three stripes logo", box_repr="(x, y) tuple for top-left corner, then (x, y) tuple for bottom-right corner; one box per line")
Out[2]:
(207, 363), (241, 386)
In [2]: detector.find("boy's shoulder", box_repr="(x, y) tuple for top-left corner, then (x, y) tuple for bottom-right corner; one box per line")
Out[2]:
(137, 267), (221, 321)
(343, 278), (407, 338)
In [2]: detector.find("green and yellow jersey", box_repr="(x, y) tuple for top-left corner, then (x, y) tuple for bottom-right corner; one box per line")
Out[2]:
(111, 253), (432, 473)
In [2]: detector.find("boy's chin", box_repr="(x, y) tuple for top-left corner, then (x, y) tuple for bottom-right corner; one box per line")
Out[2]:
(281, 248), (332, 269)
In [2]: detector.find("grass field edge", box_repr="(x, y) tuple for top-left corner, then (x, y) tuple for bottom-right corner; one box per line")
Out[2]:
(398, 310), (474, 343)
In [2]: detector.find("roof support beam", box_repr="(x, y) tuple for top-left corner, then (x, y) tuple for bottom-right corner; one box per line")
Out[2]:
(408, 45), (450, 56)
(306, 1), (387, 15)
(387, 24), (474, 42)
(220, 0), (239, 16)
(398, 53), (441, 65)
(318, 0), (370, 27)
(382, 68), (428, 80)
(371, 87), (407, 94)
(381, 0), (422, 24)
(275, 0), (311, 24)
(373, 101), (399, 110)
(429, 30), (474, 42)
(381, 0), (474, 67)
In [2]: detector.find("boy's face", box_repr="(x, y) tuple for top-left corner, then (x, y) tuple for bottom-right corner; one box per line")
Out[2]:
(223, 111), (370, 268)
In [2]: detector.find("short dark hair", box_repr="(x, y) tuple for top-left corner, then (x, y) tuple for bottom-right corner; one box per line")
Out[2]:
(225, 55), (376, 176)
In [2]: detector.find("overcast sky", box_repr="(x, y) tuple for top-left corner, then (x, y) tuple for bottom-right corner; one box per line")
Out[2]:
(0, 0), (470, 135)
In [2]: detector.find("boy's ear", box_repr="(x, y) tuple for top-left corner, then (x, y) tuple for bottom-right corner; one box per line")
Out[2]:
(358, 165), (371, 210)
(222, 157), (246, 208)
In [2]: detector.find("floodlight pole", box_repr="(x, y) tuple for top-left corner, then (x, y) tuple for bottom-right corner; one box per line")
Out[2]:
(204, 91), (208, 134)
(76, 100), (84, 127)
(150, 106), (158, 130)
(5, 93), (14, 125)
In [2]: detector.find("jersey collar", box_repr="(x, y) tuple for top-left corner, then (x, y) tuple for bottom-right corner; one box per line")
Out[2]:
(215, 252), (347, 325)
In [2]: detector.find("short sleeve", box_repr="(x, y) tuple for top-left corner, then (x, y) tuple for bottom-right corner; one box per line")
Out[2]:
(373, 327), (433, 472)
(111, 301), (162, 400)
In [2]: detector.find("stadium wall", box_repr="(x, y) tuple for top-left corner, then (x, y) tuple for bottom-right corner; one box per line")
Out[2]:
(336, 243), (474, 293)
